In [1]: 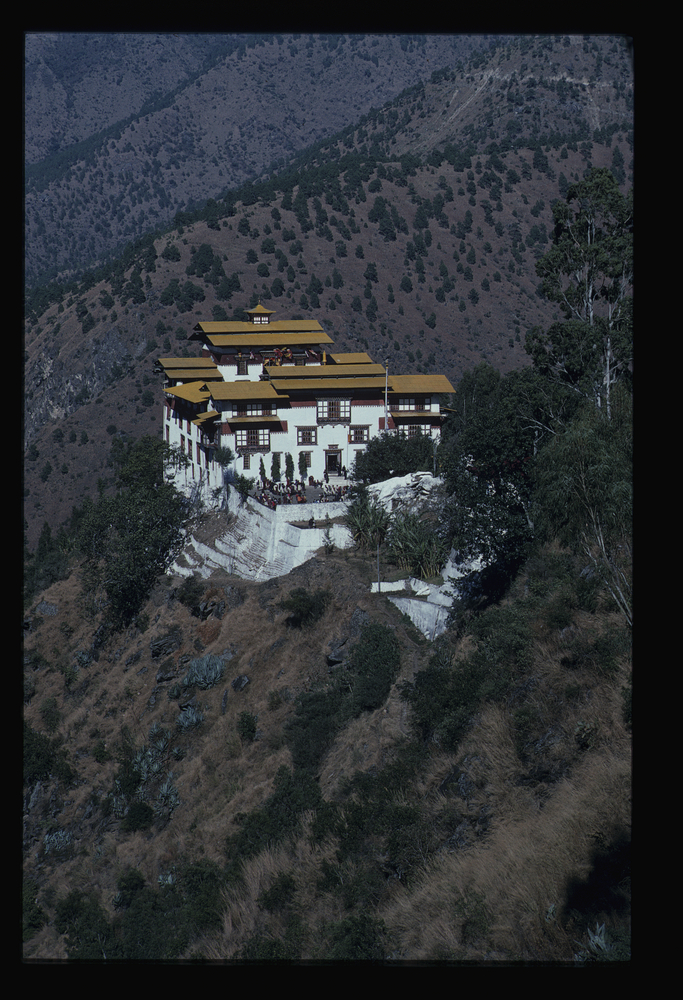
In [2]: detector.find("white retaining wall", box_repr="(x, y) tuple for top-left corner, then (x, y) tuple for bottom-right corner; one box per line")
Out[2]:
(170, 491), (353, 582)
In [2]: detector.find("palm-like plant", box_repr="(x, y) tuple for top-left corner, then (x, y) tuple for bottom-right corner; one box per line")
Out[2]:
(344, 489), (390, 550)
(387, 512), (448, 580)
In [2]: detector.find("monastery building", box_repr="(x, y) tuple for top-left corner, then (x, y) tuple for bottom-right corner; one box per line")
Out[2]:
(157, 303), (455, 504)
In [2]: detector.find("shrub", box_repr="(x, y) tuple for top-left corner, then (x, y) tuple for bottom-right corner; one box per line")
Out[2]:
(278, 587), (331, 628)
(54, 890), (113, 960)
(286, 686), (346, 773)
(387, 511), (448, 579)
(115, 868), (147, 909)
(121, 801), (154, 832)
(324, 913), (390, 961)
(40, 697), (61, 734)
(225, 766), (322, 870)
(176, 573), (204, 608)
(237, 711), (257, 743)
(23, 877), (47, 941)
(258, 872), (296, 912)
(401, 606), (526, 751)
(23, 721), (76, 787)
(347, 622), (401, 714)
(182, 654), (225, 690)
(177, 705), (204, 730)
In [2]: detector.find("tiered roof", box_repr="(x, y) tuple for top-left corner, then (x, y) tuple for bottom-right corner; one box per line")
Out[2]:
(161, 306), (455, 417)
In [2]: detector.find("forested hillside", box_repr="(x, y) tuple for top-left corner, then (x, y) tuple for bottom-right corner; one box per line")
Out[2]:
(23, 35), (632, 962)
(23, 34), (633, 549)
(25, 32), (495, 288)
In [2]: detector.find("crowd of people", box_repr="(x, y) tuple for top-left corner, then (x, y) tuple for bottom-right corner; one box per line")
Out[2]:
(250, 476), (351, 510)
(254, 479), (309, 509)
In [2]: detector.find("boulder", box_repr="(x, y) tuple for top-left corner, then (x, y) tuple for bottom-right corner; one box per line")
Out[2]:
(150, 629), (182, 659)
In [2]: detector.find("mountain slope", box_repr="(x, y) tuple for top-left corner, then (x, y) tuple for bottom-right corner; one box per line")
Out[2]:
(23, 33), (633, 550)
(22, 538), (631, 961)
(25, 32), (496, 287)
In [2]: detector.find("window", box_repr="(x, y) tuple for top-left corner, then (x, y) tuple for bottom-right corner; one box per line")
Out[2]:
(403, 424), (432, 438)
(397, 397), (429, 411)
(243, 453), (251, 469)
(349, 425), (369, 443)
(300, 451), (312, 469)
(236, 358), (248, 375)
(317, 398), (351, 422)
(233, 401), (273, 417)
(297, 427), (317, 445)
(235, 428), (270, 450)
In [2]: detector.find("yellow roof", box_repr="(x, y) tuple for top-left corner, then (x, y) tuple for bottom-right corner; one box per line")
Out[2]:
(165, 369), (224, 381)
(206, 334), (334, 350)
(192, 410), (220, 425)
(164, 381), (211, 403)
(246, 303), (275, 315)
(388, 374), (456, 394)
(329, 352), (375, 364)
(266, 377), (389, 392)
(158, 357), (217, 369)
(208, 381), (285, 401)
(195, 320), (328, 335)
(265, 363), (385, 379)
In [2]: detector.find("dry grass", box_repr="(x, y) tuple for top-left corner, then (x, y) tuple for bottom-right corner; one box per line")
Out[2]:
(24, 545), (631, 962)
(381, 740), (630, 960)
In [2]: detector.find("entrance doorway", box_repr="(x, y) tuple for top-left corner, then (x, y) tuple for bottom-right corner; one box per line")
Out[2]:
(325, 450), (341, 475)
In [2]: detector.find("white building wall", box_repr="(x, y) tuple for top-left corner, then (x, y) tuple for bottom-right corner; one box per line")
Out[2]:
(164, 393), (444, 500)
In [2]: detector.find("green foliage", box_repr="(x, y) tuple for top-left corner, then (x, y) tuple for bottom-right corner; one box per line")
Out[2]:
(214, 444), (235, 468)
(121, 800), (154, 832)
(346, 621), (401, 714)
(55, 858), (227, 960)
(343, 486), (390, 551)
(182, 654), (225, 691)
(403, 604), (531, 749)
(23, 720), (76, 787)
(237, 711), (257, 743)
(386, 511), (448, 580)
(351, 430), (433, 485)
(278, 587), (331, 628)
(40, 697), (61, 734)
(532, 391), (632, 625)
(258, 872), (296, 913)
(529, 167), (632, 415)
(225, 766), (322, 872)
(23, 878), (47, 941)
(176, 573), (204, 608)
(285, 622), (400, 773)
(73, 436), (190, 629)
(454, 890), (493, 946)
(234, 473), (254, 504)
(115, 868), (146, 909)
(161, 243), (181, 262)
(324, 913), (390, 961)
(285, 686), (347, 773)
(24, 519), (72, 606)
(54, 890), (113, 960)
